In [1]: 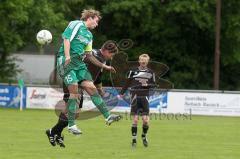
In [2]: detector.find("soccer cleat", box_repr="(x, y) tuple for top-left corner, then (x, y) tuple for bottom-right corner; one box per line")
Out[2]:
(105, 114), (122, 125)
(45, 129), (56, 146)
(132, 139), (137, 148)
(68, 125), (82, 135)
(56, 135), (65, 148)
(142, 135), (148, 147)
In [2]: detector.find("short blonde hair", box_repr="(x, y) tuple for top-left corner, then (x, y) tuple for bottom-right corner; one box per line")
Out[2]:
(81, 9), (102, 21)
(139, 54), (150, 61)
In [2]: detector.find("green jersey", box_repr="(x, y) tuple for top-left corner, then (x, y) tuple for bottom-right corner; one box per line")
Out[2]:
(58, 20), (93, 57)
(57, 20), (93, 73)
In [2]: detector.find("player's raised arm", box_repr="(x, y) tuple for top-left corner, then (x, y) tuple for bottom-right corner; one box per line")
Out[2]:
(84, 51), (113, 71)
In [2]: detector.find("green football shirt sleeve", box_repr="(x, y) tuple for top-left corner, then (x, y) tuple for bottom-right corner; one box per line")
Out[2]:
(62, 21), (82, 41)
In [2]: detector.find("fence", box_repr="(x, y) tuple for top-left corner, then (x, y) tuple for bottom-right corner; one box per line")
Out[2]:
(1, 84), (240, 116)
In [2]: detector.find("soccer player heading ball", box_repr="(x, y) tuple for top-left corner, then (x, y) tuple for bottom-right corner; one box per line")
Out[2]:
(49, 9), (122, 139)
(46, 41), (119, 148)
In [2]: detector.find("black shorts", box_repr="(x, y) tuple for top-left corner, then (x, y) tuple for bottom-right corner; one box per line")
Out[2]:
(130, 95), (149, 116)
(62, 82), (83, 109)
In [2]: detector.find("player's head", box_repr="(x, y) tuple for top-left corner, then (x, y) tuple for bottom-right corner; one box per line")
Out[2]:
(81, 9), (101, 29)
(101, 40), (118, 60)
(138, 54), (150, 67)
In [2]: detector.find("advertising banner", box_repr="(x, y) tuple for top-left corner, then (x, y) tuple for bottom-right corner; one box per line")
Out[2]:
(168, 92), (240, 116)
(0, 85), (26, 108)
(26, 87), (64, 109)
(82, 87), (168, 113)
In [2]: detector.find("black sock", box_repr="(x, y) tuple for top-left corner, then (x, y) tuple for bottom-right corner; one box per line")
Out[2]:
(142, 124), (149, 137)
(131, 124), (137, 140)
(51, 112), (68, 136)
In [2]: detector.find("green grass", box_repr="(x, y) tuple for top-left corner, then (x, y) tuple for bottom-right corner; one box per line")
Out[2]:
(0, 108), (239, 159)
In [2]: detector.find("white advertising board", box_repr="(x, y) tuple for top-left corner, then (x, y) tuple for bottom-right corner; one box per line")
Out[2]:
(27, 87), (64, 109)
(26, 87), (240, 116)
(168, 92), (240, 116)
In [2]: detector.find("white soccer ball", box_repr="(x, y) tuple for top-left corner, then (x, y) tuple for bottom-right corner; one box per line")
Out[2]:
(36, 30), (52, 45)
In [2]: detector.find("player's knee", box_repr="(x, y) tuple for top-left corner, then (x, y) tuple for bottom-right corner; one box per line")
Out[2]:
(89, 85), (97, 92)
(143, 120), (148, 125)
(83, 85), (98, 95)
(142, 117), (149, 125)
(83, 81), (95, 87)
(86, 83), (97, 90)
(133, 120), (138, 125)
(133, 117), (139, 124)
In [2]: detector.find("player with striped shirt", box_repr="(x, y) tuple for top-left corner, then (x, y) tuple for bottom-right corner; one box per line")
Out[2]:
(120, 54), (156, 147)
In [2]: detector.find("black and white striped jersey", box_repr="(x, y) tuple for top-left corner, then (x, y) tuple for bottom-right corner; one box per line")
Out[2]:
(120, 67), (156, 96)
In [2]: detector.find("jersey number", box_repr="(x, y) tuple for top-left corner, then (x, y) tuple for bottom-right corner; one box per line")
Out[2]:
(65, 75), (73, 83)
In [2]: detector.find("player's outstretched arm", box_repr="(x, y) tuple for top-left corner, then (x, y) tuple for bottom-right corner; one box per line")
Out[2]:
(84, 51), (116, 73)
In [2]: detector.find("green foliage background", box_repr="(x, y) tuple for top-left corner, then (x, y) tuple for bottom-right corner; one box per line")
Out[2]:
(0, 0), (240, 90)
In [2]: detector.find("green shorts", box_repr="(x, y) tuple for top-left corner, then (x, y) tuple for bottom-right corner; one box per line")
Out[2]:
(57, 56), (93, 86)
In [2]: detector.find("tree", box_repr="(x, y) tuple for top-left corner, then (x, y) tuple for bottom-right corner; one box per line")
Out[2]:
(100, 0), (240, 90)
(0, 0), (66, 82)
(101, 0), (215, 89)
(1, 0), (240, 90)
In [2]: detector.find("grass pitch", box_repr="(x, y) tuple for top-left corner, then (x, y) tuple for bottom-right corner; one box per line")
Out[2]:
(0, 108), (239, 159)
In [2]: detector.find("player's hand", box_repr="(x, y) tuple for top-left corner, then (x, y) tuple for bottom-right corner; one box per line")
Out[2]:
(104, 65), (116, 73)
(109, 66), (116, 73)
(65, 56), (71, 66)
